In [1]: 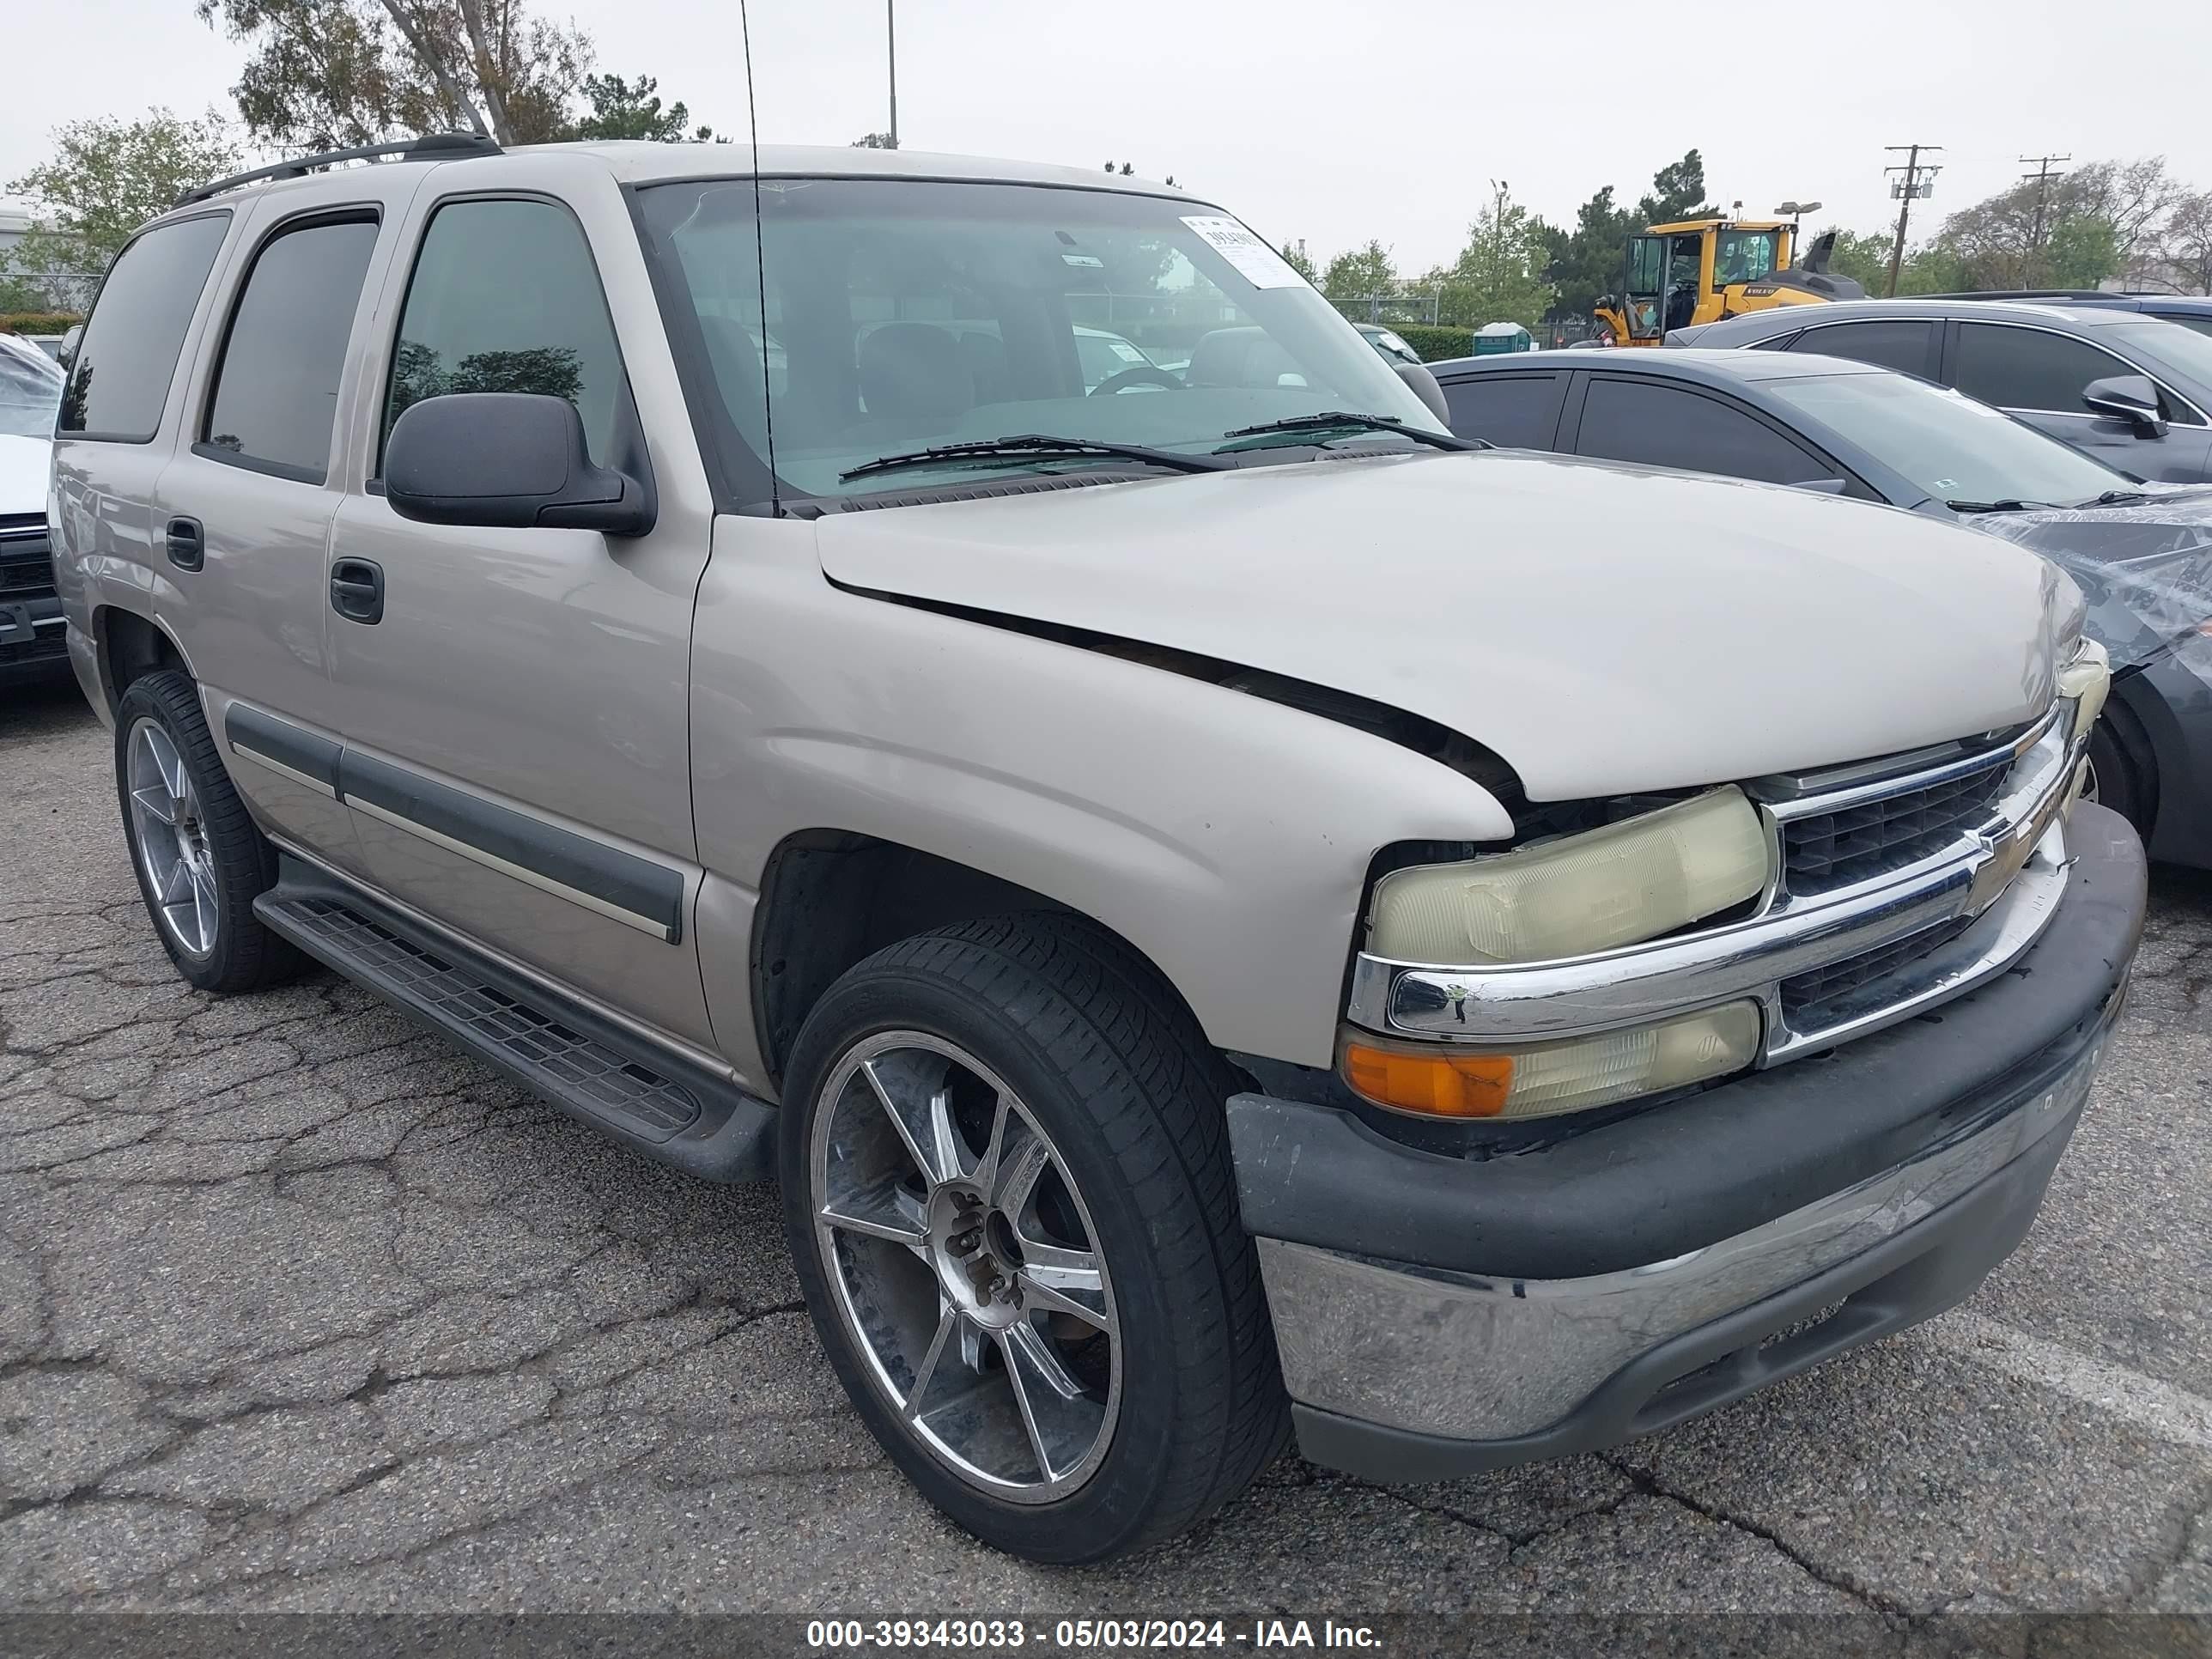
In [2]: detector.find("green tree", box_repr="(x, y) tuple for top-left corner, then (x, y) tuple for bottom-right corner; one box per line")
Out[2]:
(2045, 215), (2120, 289)
(1430, 181), (1554, 330)
(1814, 228), (1893, 294)
(196, 0), (591, 148)
(1280, 240), (1318, 285)
(1929, 157), (2169, 289)
(0, 276), (57, 313)
(2160, 190), (2212, 296)
(1322, 240), (1396, 301)
(850, 132), (898, 149)
(1540, 183), (1634, 322)
(2, 107), (240, 298)
(566, 72), (719, 142)
(1811, 225), (1965, 296)
(1638, 149), (1715, 226)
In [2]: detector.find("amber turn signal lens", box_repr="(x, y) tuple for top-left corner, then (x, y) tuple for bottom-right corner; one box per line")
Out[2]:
(1340, 1003), (1760, 1121)
(1340, 1042), (1514, 1118)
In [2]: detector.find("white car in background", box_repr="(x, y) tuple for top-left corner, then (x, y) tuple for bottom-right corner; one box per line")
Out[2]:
(1, 333), (67, 690)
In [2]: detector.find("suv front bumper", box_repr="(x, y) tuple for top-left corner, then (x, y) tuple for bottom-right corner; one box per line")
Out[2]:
(1227, 802), (2146, 1482)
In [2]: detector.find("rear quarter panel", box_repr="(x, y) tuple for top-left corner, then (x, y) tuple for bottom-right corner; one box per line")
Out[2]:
(51, 207), (253, 726)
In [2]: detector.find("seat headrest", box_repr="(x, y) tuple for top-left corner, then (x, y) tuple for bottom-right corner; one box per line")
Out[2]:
(860, 323), (973, 423)
(956, 331), (1010, 404)
(1187, 325), (1300, 390)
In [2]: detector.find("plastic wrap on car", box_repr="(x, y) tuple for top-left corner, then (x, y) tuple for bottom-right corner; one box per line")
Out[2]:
(1975, 489), (2212, 671)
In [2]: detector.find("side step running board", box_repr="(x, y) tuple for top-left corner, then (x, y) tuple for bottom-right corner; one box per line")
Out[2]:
(255, 859), (775, 1182)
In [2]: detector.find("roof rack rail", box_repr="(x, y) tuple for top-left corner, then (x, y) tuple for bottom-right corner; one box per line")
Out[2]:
(174, 131), (500, 208)
(1920, 289), (2114, 302)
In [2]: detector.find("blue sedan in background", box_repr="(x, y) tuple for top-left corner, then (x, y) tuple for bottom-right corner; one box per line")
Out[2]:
(1429, 347), (2212, 868)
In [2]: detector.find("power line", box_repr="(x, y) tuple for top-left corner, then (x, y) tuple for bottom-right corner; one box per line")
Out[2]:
(1883, 143), (1944, 297)
(2019, 153), (2070, 247)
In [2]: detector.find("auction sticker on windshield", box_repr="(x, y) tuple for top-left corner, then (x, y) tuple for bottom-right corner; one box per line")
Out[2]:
(1180, 216), (1307, 288)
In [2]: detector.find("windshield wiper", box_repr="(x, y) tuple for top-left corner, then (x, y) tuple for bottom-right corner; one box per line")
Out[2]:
(2068, 489), (2153, 508)
(1217, 411), (1488, 453)
(1945, 497), (2057, 514)
(839, 434), (1229, 483)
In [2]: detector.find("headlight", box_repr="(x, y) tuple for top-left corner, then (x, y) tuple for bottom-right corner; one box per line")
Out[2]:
(1367, 787), (1770, 964)
(1340, 1001), (1761, 1121)
(2058, 638), (2110, 740)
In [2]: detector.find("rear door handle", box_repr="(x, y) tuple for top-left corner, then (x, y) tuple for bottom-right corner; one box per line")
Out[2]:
(165, 518), (204, 572)
(330, 557), (384, 624)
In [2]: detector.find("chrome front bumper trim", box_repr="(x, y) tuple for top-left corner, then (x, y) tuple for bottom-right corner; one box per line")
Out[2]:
(1346, 709), (2081, 1064)
(1257, 1022), (2105, 1443)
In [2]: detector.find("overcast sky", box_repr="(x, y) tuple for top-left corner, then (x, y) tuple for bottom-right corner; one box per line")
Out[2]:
(8, 0), (2210, 274)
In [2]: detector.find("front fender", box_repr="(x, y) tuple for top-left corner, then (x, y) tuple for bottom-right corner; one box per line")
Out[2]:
(689, 519), (1513, 1072)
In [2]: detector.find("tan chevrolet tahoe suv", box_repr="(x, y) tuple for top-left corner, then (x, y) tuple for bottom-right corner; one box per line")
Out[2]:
(49, 134), (2143, 1563)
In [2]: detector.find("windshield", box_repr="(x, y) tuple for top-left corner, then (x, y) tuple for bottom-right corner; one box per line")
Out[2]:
(2103, 320), (2212, 396)
(1760, 370), (2128, 506)
(637, 178), (1440, 501)
(0, 345), (63, 439)
(1713, 229), (1778, 287)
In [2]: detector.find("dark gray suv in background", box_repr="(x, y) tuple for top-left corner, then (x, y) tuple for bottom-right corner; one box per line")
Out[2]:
(1672, 299), (2212, 483)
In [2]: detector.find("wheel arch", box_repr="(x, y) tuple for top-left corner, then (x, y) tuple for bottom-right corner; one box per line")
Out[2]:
(748, 829), (1210, 1095)
(92, 602), (196, 718)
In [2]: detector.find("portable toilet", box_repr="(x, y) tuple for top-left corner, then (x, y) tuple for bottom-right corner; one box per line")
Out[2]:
(1473, 321), (1534, 355)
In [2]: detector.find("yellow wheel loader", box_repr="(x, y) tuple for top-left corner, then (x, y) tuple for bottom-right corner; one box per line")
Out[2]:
(1592, 219), (1864, 347)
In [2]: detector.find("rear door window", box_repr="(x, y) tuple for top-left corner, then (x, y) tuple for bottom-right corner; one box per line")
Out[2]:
(1788, 319), (1936, 377)
(1948, 322), (2138, 416)
(1440, 374), (1564, 448)
(199, 216), (380, 482)
(58, 212), (231, 441)
(1574, 376), (1831, 483)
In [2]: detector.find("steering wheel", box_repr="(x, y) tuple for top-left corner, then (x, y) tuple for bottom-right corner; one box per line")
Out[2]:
(1090, 365), (1183, 396)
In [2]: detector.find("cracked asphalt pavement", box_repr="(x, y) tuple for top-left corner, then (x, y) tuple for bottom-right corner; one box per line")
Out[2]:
(4, 678), (2212, 1620)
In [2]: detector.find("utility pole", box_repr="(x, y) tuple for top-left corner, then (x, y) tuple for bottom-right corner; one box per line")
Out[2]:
(886, 0), (898, 149)
(1884, 143), (1943, 297)
(2019, 153), (2070, 249)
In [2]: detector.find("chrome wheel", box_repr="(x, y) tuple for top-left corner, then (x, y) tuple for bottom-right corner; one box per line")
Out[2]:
(126, 716), (218, 957)
(811, 1031), (1121, 1502)
(2080, 755), (2101, 805)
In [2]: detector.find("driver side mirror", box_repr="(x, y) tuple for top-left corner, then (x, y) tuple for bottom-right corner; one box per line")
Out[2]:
(58, 324), (82, 370)
(385, 392), (655, 536)
(1395, 361), (1450, 425)
(2081, 374), (2168, 438)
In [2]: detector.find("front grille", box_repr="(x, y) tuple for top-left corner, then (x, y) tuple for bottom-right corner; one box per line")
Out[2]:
(0, 632), (67, 666)
(0, 518), (54, 603)
(1780, 915), (1976, 1026)
(1782, 760), (2009, 895)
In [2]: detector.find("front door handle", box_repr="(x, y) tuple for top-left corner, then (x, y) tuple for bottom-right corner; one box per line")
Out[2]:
(165, 518), (204, 572)
(330, 557), (384, 624)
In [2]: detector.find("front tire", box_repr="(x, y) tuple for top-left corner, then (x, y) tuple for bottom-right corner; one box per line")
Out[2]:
(2084, 714), (2154, 837)
(780, 915), (1288, 1562)
(114, 671), (300, 994)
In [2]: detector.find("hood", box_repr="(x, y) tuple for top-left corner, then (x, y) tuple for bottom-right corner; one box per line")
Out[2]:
(811, 451), (2069, 801)
(1972, 486), (2212, 671)
(0, 434), (50, 517)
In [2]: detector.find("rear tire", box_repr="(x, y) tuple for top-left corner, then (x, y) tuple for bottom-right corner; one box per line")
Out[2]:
(780, 914), (1288, 1562)
(113, 671), (301, 994)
